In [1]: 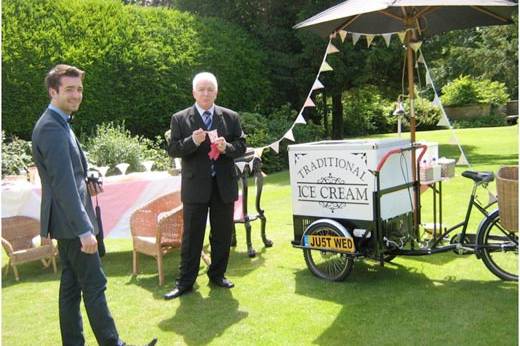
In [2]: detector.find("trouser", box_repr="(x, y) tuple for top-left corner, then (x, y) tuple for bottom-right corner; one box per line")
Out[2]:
(57, 238), (122, 346)
(178, 178), (234, 287)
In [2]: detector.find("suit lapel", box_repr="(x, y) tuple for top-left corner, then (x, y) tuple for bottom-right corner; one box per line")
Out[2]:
(212, 106), (224, 134)
(47, 109), (88, 176)
(189, 106), (206, 130)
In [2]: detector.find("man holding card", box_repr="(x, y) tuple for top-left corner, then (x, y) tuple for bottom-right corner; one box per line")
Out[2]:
(165, 72), (246, 299)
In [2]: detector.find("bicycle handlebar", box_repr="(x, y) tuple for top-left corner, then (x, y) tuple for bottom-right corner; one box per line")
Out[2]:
(375, 144), (428, 173)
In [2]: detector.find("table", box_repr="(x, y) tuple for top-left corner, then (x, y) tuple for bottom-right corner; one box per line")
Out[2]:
(1, 172), (181, 238)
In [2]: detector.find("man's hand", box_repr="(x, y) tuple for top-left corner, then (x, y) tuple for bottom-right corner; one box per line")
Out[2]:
(87, 181), (104, 196)
(80, 234), (98, 254)
(192, 128), (206, 145)
(215, 137), (227, 153)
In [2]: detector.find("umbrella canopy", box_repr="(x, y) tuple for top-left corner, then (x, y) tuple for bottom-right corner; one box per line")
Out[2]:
(294, 0), (517, 37)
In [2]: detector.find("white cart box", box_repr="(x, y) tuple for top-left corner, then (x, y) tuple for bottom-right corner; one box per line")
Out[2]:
(288, 138), (414, 222)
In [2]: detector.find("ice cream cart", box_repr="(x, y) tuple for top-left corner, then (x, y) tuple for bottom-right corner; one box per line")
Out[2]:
(288, 139), (518, 281)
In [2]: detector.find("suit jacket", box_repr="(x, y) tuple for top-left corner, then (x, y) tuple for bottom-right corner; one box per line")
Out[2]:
(31, 108), (98, 239)
(168, 105), (246, 204)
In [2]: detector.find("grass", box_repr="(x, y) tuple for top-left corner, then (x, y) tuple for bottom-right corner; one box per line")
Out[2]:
(2, 126), (518, 345)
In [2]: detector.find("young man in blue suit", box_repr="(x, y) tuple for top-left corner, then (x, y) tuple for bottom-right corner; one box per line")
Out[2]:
(32, 64), (157, 346)
(164, 72), (246, 299)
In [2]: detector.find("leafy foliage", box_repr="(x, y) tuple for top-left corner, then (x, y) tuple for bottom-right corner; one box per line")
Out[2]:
(1, 131), (33, 177)
(441, 76), (509, 106)
(2, 0), (271, 140)
(85, 122), (170, 175)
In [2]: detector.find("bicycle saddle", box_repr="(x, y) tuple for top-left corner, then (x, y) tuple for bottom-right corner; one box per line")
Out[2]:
(461, 170), (494, 183)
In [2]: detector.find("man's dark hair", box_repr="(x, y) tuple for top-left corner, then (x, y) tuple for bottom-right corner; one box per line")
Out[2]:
(45, 64), (85, 96)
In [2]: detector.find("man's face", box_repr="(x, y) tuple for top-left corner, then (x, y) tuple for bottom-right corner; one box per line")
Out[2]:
(49, 76), (83, 114)
(193, 79), (217, 110)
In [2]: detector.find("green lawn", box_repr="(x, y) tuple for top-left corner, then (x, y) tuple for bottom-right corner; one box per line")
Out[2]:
(2, 126), (518, 345)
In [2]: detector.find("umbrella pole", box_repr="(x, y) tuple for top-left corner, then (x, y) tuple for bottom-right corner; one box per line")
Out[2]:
(406, 39), (420, 234)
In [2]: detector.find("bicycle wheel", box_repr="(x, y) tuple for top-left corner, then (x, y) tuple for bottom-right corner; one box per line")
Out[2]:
(477, 209), (518, 281)
(303, 222), (354, 281)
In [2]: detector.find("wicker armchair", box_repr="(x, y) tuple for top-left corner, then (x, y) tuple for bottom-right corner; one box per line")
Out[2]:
(130, 191), (210, 285)
(1, 216), (57, 281)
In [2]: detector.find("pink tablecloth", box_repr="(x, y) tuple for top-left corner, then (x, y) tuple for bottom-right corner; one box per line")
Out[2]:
(1, 172), (181, 238)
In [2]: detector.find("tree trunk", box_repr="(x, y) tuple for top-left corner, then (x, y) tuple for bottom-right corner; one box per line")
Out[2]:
(331, 91), (343, 140)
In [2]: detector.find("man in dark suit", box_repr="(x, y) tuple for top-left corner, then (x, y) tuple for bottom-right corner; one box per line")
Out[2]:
(164, 72), (246, 299)
(32, 64), (156, 346)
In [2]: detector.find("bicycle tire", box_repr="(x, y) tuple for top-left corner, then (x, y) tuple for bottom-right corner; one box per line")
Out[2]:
(303, 222), (354, 281)
(477, 209), (518, 281)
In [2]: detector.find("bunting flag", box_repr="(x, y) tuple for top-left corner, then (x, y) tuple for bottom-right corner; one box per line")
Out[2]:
(304, 98), (316, 108)
(366, 34), (375, 47)
(425, 71), (433, 86)
(457, 152), (470, 166)
(409, 41), (422, 52)
(488, 191), (498, 204)
(235, 161), (247, 173)
(417, 52), (426, 64)
(320, 61), (333, 72)
(436, 114), (450, 127)
(339, 30), (347, 42)
(295, 113), (307, 124)
(312, 79), (324, 90)
(398, 31), (406, 43)
(352, 33), (361, 45)
(382, 33), (392, 47)
(284, 128), (295, 142)
(432, 94), (442, 107)
(269, 141), (280, 153)
(449, 135), (459, 145)
(326, 42), (340, 54)
(254, 147), (265, 158)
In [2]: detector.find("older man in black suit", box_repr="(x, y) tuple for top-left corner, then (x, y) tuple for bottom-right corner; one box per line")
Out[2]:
(164, 72), (246, 299)
(32, 64), (156, 346)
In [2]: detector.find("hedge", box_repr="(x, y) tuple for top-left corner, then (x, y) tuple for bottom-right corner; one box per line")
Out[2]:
(2, 0), (272, 140)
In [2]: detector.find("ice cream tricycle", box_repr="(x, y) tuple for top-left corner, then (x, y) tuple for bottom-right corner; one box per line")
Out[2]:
(289, 138), (518, 281)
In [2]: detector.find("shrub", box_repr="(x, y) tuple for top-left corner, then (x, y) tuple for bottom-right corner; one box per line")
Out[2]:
(342, 85), (394, 136)
(2, 0), (271, 140)
(441, 75), (509, 106)
(2, 131), (33, 177)
(240, 104), (323, 173)
(85, 122), (170, 175)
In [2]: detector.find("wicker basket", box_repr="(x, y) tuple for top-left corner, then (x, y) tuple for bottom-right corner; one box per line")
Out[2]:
(496, 166), (518, 232)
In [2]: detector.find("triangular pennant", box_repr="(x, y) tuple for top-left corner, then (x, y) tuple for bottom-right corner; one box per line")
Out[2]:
(382, 33), (392, 47)
(449, 135), (459, 145)
(398, 31), (406, 43)
(284, 128), (295, 142)
(432, 94), (442, 107)
(269, 141), (280, 153)
(409, 41), (423, 52)
(457, 152), (470, 166)
(295, 113), (307, 124)
(418, 52), (426, 64)
(352, 33), (361, 46)
(312, 79), (324, 90)
(304, 98), (315, 108)
(326, 42), (340, 54)
(320, 61), (333, 72)
(488, 191), (497, 204)
(248, 160), (255, 172)
(254, 147), (265, 158)
(235, 161), (247, 173)
(339, 30), (347, 43)
(425, 71), (433, 86)
(436, 115), (450, 127)
(366, 34), (375, 48)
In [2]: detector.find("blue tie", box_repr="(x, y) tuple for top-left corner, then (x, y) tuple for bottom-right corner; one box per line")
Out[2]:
(203, 111), (216, 176)
(202, 111), (212, 129)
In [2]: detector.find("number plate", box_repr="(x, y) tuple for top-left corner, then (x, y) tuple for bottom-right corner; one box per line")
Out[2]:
(304, 235), (355, 253)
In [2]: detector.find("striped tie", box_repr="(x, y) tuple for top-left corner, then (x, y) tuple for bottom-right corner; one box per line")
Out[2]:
(202, 111), (212, 129)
